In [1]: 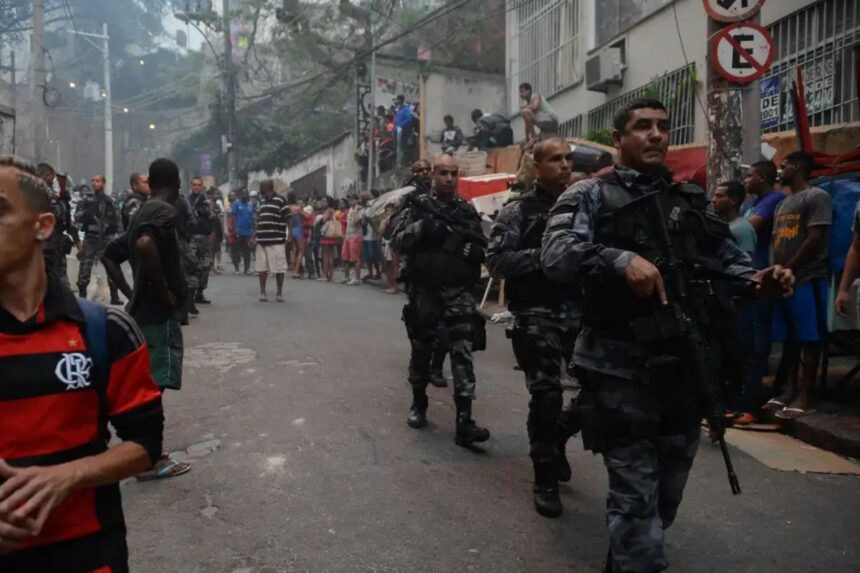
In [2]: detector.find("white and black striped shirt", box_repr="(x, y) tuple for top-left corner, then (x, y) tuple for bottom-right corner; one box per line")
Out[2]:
(255, 193), (289, 245)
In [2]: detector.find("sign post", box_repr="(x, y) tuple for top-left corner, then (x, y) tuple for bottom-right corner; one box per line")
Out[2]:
(704, 0), (773, 194)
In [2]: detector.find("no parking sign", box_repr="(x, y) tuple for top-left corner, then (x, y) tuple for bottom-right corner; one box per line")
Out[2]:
(711, 22), (775, 84)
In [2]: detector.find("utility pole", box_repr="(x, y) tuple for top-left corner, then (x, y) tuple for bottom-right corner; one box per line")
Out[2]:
(103, 22), (113, 192)
(741, 14), (762, 167)
(365, 8), (376, 193)
(29, 0), (47, 160)
(706, 16), (743, 194)
(367, 49), (376, 192)
(222, 0), (238, 192)
(64, 26), (113, 189)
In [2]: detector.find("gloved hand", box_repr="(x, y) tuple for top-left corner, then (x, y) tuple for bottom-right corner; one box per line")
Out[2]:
(421, 218), (448, 241)
(462, 241), (485, 264)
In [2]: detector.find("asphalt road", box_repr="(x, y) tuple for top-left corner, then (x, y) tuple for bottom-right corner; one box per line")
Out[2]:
(117, 271), (860, 573)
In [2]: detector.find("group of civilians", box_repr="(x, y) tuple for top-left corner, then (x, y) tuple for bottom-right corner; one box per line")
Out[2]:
(225, 183), (394, 301)
(712, 151), (834, 426)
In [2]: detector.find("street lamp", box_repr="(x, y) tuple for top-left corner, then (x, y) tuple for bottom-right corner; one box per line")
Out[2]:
(69, 81), (76, 88)
(122, 107), (129, 113)
(149, 123), (156, 130)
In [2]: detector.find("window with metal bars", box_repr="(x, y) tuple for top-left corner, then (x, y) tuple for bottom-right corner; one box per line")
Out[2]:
(760, 0), (859, 134)
(506, 0), (581, 114)
(586, 64), (697, 146)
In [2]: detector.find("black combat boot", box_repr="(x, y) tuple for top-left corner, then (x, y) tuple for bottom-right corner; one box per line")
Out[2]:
(109, 288), (122, 306)
(454, 397), (490, 446)
(78, 286), (87, 299)
(195, 288), (212, 304)
(532, 460), (563, 518)
(407, 387), (428, 429)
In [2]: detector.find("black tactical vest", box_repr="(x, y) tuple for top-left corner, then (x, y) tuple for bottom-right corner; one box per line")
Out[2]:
(504, 191), (571, 311)
(584, 170), (734, 334)
(409, 195), (482, 288)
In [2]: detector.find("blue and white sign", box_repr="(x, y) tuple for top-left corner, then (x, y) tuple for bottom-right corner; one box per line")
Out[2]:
(760, 76), (781, 130)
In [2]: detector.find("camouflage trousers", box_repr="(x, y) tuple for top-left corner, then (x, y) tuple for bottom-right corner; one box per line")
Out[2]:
(77, 236), (118, 297)
(580, 371), (700, 573)
(510, 313), (579, 463)
(182, 235), (212, 291)
(403, 285), (480, 399)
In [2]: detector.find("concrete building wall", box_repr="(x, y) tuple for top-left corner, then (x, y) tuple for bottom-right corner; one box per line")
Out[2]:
(375, 57), (506, 157)
(423, 71), (506, 156)
(507, 0), (839, 144)
(247, 132), (358, 199)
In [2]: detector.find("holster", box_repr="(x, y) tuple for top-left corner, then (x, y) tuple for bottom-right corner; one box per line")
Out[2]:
(576, 391), (605, 454)
(402, 303), (418, 340)
(472, 312), (487, 352)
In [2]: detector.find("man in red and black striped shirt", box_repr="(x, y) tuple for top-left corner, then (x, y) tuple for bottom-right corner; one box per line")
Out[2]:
(0, 155), (164, 573)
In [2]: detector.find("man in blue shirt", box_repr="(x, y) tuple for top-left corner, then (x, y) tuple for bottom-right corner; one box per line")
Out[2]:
(230, 190), (255, 274)
(744, 160), (786, 269)
(739, 160), (786, 425)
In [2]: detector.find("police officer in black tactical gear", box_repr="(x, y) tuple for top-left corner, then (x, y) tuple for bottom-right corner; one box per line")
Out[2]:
(388, 154), (490, 446)
(487, 137), (582, 518)
(122, 172), (150, 229)
(541, 98), (795, 573)
(389, 159), (450, 388)
(74, 173), (122, 303)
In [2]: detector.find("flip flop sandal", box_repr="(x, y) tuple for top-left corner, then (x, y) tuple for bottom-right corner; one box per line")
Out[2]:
(137, 459), (192, 482)
(762, 399), (786, 412)
(775, 407), (816, 420)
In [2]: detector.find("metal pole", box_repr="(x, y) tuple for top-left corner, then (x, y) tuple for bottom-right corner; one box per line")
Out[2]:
(741, 13), (762, 167)
(706, 17), (743, 195)
(223, 0), (237, 192)
(367, 48), (376, 192)
(30, 0), (47, 160)
(103, 22), (113, 193)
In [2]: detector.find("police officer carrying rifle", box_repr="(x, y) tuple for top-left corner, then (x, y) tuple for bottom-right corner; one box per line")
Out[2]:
(541, 98), (795, 572)
(487, 137), (581, 518)
(400, 160), (450, 387)
(389, 154), (490, 446)
(74, 173), (122, 304)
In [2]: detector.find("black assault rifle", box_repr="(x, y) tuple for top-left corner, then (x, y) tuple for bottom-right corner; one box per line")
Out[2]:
(633, 190), (742, 496)
(403, 191), (488, 248)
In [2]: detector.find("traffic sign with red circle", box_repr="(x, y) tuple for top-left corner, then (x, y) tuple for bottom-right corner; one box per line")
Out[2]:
(703, 0), (767, 23)
(711, 21), (775, 84)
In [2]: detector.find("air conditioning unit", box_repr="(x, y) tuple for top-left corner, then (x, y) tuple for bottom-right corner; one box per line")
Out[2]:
(585, 47), (624, 93)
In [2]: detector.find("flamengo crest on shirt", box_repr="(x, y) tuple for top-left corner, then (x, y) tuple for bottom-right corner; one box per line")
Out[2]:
(55, 352), (94, 390)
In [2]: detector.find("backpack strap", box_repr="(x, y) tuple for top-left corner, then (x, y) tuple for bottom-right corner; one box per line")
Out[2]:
(77, 298), (110, 390)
